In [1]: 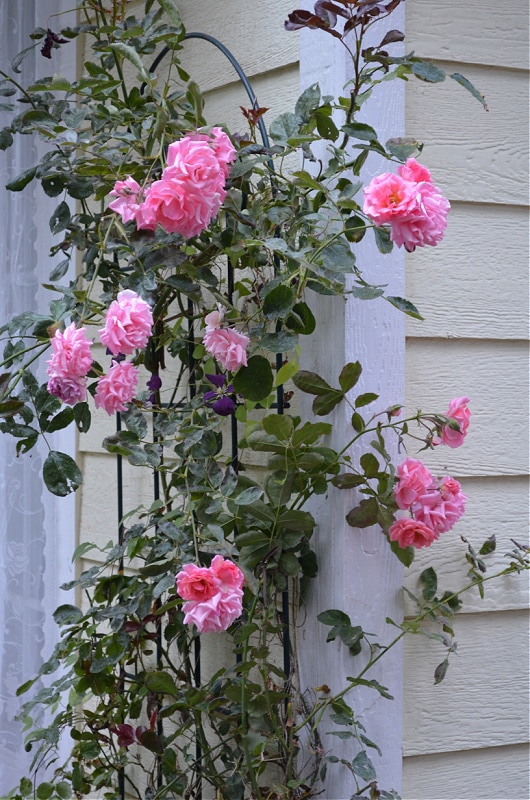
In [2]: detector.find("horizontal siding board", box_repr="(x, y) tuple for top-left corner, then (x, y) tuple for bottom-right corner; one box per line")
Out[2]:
(403, 742), (530, 800)
(406, 64), (529, 205)
(406, 0), (529, 70)
(403, 608), (529, 755)
(177, 0), (298, 92)
(403, 476), (530, 615)
(405, 338), (529, 477)
(405, 202), (529, 340)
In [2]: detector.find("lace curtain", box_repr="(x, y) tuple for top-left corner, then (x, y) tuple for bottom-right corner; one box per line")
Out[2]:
(0, 1), (75, 791)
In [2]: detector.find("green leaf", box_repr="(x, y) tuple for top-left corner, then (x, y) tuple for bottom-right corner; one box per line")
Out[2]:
(262, 414), (294, 441)
(385, 295), (424, 320)
(318, 609), (351, 627)
(355, 392), (378, 408)
(374, 225), (393, 253)
(43, 451), (82, 496)
(232, 486), (264, 506)
(260, 330), (298, 353)
(450, 72), (488, 110)
(145, 671), (179, 697)
(411, 60), (446, 83)
(389, 538), (415, 567)
(36, 783), (54, 800)
(275, 360), (299, 387)
(269, 112), (299, 145)
(285, 302), (316, 335)
(360, 453), (379, 479)
(56, 781), (72, 799)
(45, 406), (75, 433)
(6, 166), (36, 192)
(312, 390), (343, 416)
(74, 402), (91, 433)
(434, 658), (449, 685)
(71, 541), (98, 562)
(49, 201), (71, 234)
(350, 284), (385, 301)
(295, 83), (320, 124)
(53, 604), (83, 625)
(338, 361), (362, 393)
(0, 127), (13, 150)
(479, 534), (496, 556)
(346, 497), (378, 529)
(292, 370), (334, 396)
(420, 566), (438, 601)
(331, 473), (365, 489)
(107, 43), (150, 82)
(318, 239), (356, 273)
(342, 122), (379, 142)
(49, 258), (70, 282)
(158, 0), (183, 28)
(262, 284), (295, 319)
(232, 355), (273, 401)
(352, 750), (376, 782)
(278, 509), (315, 532)
(292, 169), (324, 191)
(386, 136), (423, 161)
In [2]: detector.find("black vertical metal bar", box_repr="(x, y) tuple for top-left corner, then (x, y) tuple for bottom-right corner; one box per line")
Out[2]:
(152, 416), (164, 791)
(116, 412), (125, 800)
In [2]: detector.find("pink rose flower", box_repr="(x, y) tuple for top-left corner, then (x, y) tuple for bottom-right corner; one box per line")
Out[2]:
(47, 322), (93, 381)
(362, 172), (419, 226)
(397, 157), (432, 184)
(47, 375), (87, 406)
(363, 159), (450, 252)
(210, 555), (245, 591)
(99, 290), (153, 356)
(388, 517), (439, 549)
(389, 180), (450, 251)
(136, 131), (234, 238)
(203, 327), (249, 372)
(204, 306), (224, 332)
(182, 590), (243, 633)
(441, 396), (471, 448)
(108, 176), (143, 224)
(411, 475), (467, 534)
(94, 360), (139, 415)
(394, 457), (435, 510)
(176, 563), (219, 602)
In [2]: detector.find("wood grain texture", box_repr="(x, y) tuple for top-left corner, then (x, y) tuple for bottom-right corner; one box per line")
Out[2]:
(403, 475), (530, 615)
(406, 63), (529, 205)
(403, 742), (530, 800)
(405, 202), (529, 340)
(403, 608), (529, 755)
(405, 338), (529, 477)
(406, 0), (529, 70)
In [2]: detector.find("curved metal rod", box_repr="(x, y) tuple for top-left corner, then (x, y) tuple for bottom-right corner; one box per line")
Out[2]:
(149, 33), (271, 151)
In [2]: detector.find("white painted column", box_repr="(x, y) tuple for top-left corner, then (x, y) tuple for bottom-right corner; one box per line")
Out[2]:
(296, 8), (406, 798)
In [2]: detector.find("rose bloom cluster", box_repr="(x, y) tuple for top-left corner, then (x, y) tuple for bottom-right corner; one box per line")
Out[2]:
(109, 128), (236, 239)
(389, 457), (467, 549)
(47, 290), (153, 415)
(363, 157), (450, 252)
(202, 306), (249, 373)
(176, 556), (244, 633)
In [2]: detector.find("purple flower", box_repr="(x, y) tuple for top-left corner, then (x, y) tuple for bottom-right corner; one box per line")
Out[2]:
(204, 374), (237, 416)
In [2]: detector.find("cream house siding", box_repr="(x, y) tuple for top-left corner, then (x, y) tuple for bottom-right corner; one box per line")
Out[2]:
(402, 1), (529, 798)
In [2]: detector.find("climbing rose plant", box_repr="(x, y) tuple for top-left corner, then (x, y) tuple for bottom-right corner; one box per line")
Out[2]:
(0, 2), (527, 799)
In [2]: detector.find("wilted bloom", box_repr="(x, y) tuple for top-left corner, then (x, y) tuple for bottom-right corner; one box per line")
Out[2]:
(47, 375), (87, 405)
(99, 290), (153, 356)
(388, 518), (439, 549)
(94, 360), (139, 415)
(203, 328), (249, 372)
(363, 157), (450, 251)
(204, 374), (237, 416)
(440, 396), (471, 448)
